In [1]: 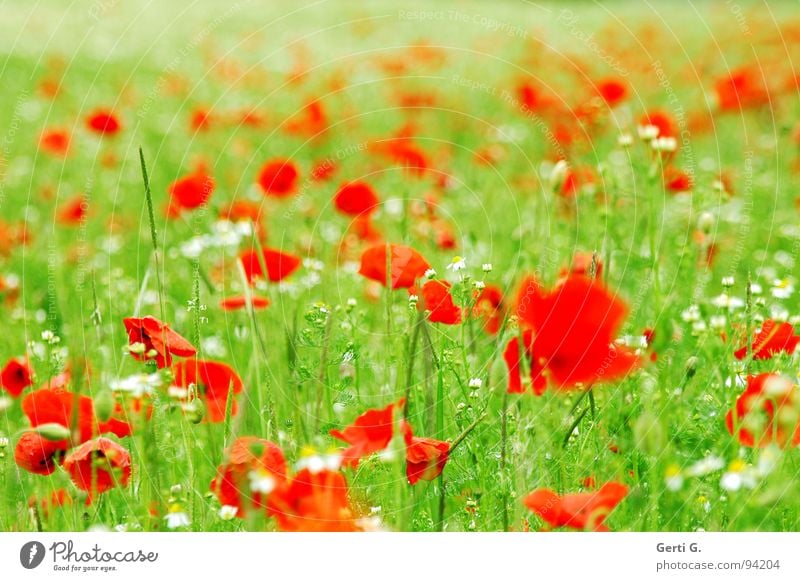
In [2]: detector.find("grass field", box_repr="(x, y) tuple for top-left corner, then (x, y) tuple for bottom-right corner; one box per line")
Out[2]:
(1, 0), (800, 532)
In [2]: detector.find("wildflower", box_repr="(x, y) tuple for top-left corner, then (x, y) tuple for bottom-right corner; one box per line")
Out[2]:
(0, 356), (34, 397)
(472, 284), (504, 335)
(358, 244), (430, 290)
(123, 316), (196, 369)
(14, 432), (66, 475)
(39, 128), (70, 156)
(63, 437), (131, 495)
(446, 255), (467, 272)
(771, 278), (794, 299)
(637, 124), (660, 141)
(218, 505), (238, 520)
(424, 268), (437, 279)
(410, 280), (462, 325)
(171, 359), (244, 423)
(168, 171), (215, 212)
(86, 109), (121, 135)
(330, 399), (405, 468)
(405, 435), (450, 485)
(267, 467), (360, 532)
(651, 136), (677, 152)
(664, 465), (684, 491)
(524, 481), (628, 531)
(256, 159), (299, 197)
(503, 274), (639, 394)
(20, 387), (131, 447)
(239, 248), (302, 284)
(726, 373), (800, 448)
(210, 437), (287, 517)
(734, 319), (799, 360)
(333, 181), (380, 217)
(219, 295), (271, 311)
(164, 506), (191, 529)
(468, 378), (483, 389)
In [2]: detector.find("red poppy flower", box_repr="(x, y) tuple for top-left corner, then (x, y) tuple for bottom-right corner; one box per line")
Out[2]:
(257, 159), (299, 197)
(734, 319), (800, 360)
(358, 244), (430, 290)
(284, 100), (327, 136)
(504, 274), (639, 393)
(411, 280), (462, 325)
(63, 437), (131, 495)
(473, 285), (504, 335)
(123, 315), (196, 368)
(239, 248), (302, 284)
(267, 468), (359, 532)
(0, 356), (34, 397)
(86, 110), (121, 135)
(21, 387), (132, 444)
(210, 437), (287, 516)
(405, 435), (450, 484)
(330, 399), (405, 468)
(726, 374), (800, 448)
(14, 432), (67, 475)
(334, 181), (380, 217)
(56, 195), (88, 226)
(168, 172), (215, 211)
(640, 110), (676, 138)
(39, 128), (70, 156)
(524, 481), (628, 531)
(220, 295), (271, 311)
(595, 78), (628, 107)
(663, 167), (693, 193)
(172, 359), (244, 423)
(714, 66), (770, 111)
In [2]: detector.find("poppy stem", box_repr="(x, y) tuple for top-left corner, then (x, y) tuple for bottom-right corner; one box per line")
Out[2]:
(500, 389), (509, 531)
(403, 310), (425, 419)
(315, 311), (334, 432)
(450, 411), (486, 452)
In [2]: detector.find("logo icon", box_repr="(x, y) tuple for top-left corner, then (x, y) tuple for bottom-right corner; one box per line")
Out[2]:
(20, 541), (46, 569)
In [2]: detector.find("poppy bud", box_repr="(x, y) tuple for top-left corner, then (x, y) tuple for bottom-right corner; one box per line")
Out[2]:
(184, 398), (205, 424)
(94, 388), (114, 423)
(548, 159), (568, 193)
(35, 423), (71, 441)
(685, 356), (699, 378)
(633, 412), (664, 456)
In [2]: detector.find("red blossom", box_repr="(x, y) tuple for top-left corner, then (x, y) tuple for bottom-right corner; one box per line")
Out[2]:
(123, 316), (196, 368)
(504, 274), (639, 394)
(330, 399), (405, 468)
(524, 481), (628, 531)
(726, 374), (800, 448)
(86, 110), (121, 135)
(63, 437), (131, 495)
(257, 159), (299, 197)
(267, 468), (359, 532)
(734, 319), (800, 361)
(411, 280), (462, 325)
(239, 247), (302, 284)
(0, 356), (34, 397)
(172, 359), (244, 423)
(210, 437), (287, 516)
(334, 181), (380, 217)
(358, 244), (430, 290)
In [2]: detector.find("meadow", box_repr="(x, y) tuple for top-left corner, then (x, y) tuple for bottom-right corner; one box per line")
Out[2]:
(1, 0), (799, 532)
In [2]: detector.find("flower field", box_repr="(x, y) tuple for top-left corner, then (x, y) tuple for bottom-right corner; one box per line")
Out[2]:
(1, 0), (800, 533)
